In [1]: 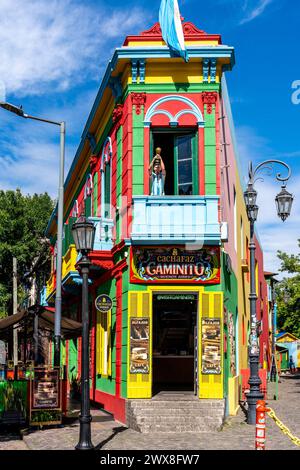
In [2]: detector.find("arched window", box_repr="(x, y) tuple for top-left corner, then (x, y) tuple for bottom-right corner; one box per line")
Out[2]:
(100, 137), (112, 219)
(84, 174), (93, 216)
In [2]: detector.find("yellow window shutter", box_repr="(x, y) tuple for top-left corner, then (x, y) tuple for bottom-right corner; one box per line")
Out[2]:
(96, 311), (103, 375)
(199, 291), (224, 399)
(107, 309), (112, 377)
(127, 291), (152, 399)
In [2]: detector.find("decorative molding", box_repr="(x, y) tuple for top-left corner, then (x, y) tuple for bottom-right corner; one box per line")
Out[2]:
(140, 21), (207, 38)
(202, 92), (218, 114)
(89, 154), (99, 173)
(108, 76), (122, 100)
(100, 137), (113, 172)
(84, 174), (93, 199)
(131, 59), (138, 84)
(203, 58), (210, 84)
(112, 103), (124, 125)
(139, 59), (146, 84)
(140, 22), (162, 36)
(210, 58), (217, 84)
(144, 94), (204, 127)
(87, 132), (97, 153)
(131, 92), (146, 115)
(71, 200), (79, 217)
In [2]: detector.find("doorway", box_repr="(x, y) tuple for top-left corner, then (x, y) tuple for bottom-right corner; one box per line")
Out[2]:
(152, 131), (197, 196)
(152, 293), (197, 393)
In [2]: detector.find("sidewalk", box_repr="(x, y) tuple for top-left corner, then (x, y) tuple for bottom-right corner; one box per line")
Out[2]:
(1, 374), (299, 451)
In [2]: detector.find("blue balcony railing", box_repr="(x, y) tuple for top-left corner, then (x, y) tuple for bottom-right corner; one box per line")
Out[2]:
(131, 195), (221, 245)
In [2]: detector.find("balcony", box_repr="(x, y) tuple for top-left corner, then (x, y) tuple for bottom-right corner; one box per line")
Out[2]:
(90, 217), (114, 251)
(131, 195), (221, 244)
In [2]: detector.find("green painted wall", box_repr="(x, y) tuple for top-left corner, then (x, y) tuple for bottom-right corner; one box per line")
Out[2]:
(132, 108), (145, 196)
(116, 126), (123, 243)
(68, 339), (78, 381)
(204, 107), (216, 195)
(220, 251), (238, 400)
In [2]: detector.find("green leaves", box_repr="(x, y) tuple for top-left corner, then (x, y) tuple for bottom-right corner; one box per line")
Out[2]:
(0, 190), (54, 316)
(276, 240), (300, 338)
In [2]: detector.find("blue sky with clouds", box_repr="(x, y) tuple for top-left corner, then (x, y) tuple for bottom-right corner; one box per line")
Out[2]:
(0, 0), (299, 274)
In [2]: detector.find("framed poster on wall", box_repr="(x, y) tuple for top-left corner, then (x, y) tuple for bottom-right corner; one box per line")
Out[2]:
(201, 318), (221, 374)
(129, 318), (150, 374)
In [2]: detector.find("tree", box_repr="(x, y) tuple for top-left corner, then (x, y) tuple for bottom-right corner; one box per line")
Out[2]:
(0, 189), (54, 317)
(276, 240), (300, 338)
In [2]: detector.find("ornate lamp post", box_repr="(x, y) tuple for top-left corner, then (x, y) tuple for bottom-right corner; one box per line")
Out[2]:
(244, 160), (293, 425)
(72, 215), (95, 450)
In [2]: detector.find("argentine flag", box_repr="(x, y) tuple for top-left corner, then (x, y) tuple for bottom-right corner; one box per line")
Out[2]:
(159, 0), (189, 62)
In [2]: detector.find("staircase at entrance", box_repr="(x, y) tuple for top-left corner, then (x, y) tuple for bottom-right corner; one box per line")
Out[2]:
(126, 393), (225, 433)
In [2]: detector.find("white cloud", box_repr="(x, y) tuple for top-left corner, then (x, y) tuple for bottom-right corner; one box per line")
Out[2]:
(240, 0), (273, 24)
(0, 0), (147, 97)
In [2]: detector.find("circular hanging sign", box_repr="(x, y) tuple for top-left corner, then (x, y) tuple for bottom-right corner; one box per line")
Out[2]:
(95, 294), (112, 313)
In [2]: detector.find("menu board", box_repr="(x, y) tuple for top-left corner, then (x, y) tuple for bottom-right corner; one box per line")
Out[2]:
(130, 318), (150, 374)
(31, 368), (61, 409)
(201, 318), (221, 375)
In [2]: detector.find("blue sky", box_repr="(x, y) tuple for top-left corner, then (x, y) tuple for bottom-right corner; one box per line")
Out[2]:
(0, 0), (299, 274)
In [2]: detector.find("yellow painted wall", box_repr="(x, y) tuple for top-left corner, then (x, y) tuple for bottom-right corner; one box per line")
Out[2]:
(234, 168), (251, 372)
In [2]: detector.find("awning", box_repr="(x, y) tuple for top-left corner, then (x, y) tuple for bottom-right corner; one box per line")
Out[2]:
(0, 305), (82, 340)
(0, 309), (27, 331)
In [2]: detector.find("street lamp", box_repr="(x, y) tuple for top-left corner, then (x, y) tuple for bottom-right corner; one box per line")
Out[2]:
(72, 215), (95, 451)
(0, 101), (65, 367)
(244, 160), (293, 425)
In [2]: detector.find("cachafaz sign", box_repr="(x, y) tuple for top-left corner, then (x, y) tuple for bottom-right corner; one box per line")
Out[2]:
(95, 294), (113, 312)
(130, 246), (220, 284)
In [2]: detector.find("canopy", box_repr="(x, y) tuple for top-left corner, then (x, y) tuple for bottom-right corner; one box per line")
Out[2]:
(0, 305), (82, 340)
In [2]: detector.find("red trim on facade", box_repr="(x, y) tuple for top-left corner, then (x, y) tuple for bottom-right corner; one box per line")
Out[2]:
(94, 390), (126, 424)
(127, 97), (133, 239)
(123, 22), (221, 45)
(89, 250), (114, 271)
(215, 95), (221, 197)
(115, 273), (122, 397)
(198, 127), (205, 195)
(144, 126), (150, 195)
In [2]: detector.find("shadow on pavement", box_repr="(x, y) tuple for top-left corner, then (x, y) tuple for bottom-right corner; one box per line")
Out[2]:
(94, 426), (128, 450)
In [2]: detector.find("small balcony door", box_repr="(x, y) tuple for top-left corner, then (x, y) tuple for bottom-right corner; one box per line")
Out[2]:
(152, 131), (198, 196)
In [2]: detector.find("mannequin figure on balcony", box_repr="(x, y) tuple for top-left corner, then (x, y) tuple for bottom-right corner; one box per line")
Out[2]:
(149, 147), (166, 196)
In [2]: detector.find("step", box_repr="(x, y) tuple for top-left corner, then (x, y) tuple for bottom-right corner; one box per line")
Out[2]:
(127, 408), (224, 416)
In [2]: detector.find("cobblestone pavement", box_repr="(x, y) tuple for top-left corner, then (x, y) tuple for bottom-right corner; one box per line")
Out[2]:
(0, 374), (299, 451)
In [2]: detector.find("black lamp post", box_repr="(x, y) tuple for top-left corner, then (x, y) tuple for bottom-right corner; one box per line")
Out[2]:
(244, 160), (293, 424)
(72, 215), (95, 450)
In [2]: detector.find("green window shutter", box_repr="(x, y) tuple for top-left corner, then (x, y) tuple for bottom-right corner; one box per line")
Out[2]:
(85, 196), (91, 217)
(104, 164), (111, 218)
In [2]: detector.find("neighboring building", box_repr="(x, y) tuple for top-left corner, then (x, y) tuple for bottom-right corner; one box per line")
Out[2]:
(45, 20), (269, 426)
(276, 332), (300, 370)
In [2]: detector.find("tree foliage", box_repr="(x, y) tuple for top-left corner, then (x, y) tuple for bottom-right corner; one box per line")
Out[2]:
(0, 189), (54, 317)
(276, 240), (300, 338)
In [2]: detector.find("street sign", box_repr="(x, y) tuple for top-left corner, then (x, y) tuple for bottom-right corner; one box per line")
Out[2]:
(95, 294), (112, 313)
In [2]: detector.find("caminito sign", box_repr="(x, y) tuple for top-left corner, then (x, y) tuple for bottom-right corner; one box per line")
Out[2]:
(130, 246), (220, 284)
